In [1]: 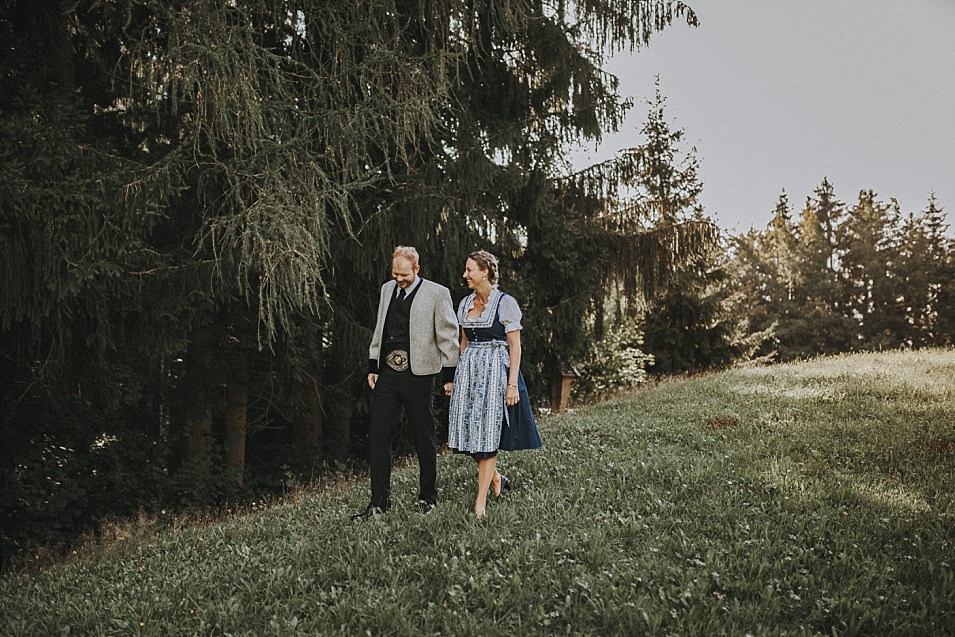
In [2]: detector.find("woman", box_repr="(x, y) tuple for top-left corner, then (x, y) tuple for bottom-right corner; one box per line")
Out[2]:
(447, 251), (542, 520)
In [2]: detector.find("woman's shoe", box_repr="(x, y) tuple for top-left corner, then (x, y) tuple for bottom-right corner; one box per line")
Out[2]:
(494, 475), (510, 500)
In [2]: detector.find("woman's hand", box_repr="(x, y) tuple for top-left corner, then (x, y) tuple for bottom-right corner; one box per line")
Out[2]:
(505, 384), (519, 406)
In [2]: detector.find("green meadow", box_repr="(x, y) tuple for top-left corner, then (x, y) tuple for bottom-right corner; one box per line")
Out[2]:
(2, 349), (953, 636)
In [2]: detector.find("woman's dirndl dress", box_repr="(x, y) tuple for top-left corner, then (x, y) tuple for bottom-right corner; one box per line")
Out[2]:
(448, 288), (542, 456)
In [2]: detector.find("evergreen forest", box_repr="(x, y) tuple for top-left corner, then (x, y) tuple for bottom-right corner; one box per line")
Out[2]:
(1, 0), (951, 568)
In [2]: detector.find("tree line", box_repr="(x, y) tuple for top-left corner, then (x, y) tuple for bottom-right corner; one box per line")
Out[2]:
(727, 183), (952, 361)
(621, 181), (953, 385)
(0, 0), (714, 566)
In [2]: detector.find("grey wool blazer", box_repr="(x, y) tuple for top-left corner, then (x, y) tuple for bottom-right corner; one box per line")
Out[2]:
(368, 278), (460, 377)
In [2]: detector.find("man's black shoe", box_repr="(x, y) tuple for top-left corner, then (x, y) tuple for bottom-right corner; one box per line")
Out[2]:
(351, 504), (387, 522)
(416, 500), (436, 515)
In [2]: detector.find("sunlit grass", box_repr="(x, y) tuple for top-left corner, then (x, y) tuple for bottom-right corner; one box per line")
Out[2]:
(2, 349), (954, 636)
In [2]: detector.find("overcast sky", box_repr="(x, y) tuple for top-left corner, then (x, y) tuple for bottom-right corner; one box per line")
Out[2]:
(570, 0), (955, 234)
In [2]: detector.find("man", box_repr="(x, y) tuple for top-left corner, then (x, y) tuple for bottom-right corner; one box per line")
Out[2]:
(352, 246), (459, 520)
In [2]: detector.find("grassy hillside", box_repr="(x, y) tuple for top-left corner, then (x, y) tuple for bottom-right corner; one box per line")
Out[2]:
(2, 349), (953, 636)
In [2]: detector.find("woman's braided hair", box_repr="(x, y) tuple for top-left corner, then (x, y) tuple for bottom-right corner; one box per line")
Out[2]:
(468, 250), (499, 285)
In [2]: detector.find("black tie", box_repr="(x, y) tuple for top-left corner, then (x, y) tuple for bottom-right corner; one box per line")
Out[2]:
(397, 288), (406, 301)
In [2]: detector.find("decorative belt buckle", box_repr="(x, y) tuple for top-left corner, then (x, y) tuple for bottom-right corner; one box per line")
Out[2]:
(385, 349), (410, 372)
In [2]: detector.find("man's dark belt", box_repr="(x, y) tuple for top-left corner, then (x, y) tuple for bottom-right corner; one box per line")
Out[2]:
(384, 349), (410, 372)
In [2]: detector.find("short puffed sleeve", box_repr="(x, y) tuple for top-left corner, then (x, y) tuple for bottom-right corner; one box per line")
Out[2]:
(498, 294), (523, 332)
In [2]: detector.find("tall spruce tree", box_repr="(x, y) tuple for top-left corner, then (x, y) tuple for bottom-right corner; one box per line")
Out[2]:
(783, 178), (856, 356)
(836, 190), (902, 348)
(895, 195), (951, 346)
(727, 228), (776, 358)
(765, 191), (800, 309)
(535, 81), (719, 388)
(721, 192), (798, 361)
(619, 85), (733, 375)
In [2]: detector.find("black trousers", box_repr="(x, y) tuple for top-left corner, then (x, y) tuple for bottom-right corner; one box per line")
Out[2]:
(368, 366), (437, 508)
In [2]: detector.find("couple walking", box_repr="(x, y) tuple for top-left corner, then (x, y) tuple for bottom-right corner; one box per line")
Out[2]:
(352, 246), (542, 522)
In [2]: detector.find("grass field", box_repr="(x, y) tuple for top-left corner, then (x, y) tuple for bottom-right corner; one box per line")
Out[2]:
(2, 349), (953, 636)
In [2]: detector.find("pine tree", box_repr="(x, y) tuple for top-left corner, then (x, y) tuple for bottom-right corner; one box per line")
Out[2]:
(765, 191), (801, 308)
(836, 190), (902, 348)
(895, 195), (951, 346)
(783, 178), (856, 357)
(615, 84), (734, 375)
(719, 192), (800, 362)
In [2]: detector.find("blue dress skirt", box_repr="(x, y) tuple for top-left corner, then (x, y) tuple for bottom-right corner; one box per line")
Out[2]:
(448, 294), (542, 456)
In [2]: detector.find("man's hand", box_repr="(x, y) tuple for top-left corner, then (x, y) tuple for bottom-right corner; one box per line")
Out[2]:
(368, 373), (379, 390)
(443, 381), (453, 397)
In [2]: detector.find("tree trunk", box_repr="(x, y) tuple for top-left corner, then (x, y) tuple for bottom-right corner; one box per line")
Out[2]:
(223, 343), (248, 501)
(323, 352), (352, 461)
(328, 398), (352, 462)
(290, 378), (323, 473)
(175, 324), (217, 480)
